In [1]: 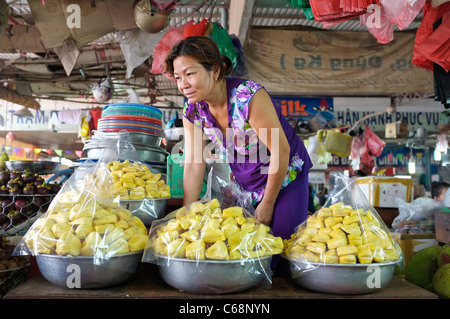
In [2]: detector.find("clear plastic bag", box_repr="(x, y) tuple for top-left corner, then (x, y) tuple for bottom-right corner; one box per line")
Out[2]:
(13, 132), (149, 265)
(284, 172), (402, 276)
(391, 197), (443, 233)
(142, 198), (284, 292)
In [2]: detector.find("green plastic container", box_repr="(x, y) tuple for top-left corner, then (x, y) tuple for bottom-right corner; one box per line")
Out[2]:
(167, 153), (207, 199)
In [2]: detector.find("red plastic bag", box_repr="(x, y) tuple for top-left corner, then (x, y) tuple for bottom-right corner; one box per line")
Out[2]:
(412, 1), (450, 71)
(310, 0), (365, 27)
(364, 125), (385, 157)
(360, 4), (395, 44)
(151, 20), (195, 78)
(183, 18), (209, 38)
(380, 0), (425, 30)
(415, 10), (450, 72)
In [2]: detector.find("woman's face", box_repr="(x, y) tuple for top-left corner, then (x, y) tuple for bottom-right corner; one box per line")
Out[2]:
(173, 55), (217, 104)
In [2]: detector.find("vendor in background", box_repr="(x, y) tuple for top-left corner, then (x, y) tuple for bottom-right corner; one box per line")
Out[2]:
(431, 181), (450, 201)
(164, 36), (312, 242)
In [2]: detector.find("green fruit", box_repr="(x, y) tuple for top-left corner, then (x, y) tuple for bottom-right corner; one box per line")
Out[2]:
(438, 244), (450, 268)
(404, 245), (443, 288)
(433, 264), (450, 299)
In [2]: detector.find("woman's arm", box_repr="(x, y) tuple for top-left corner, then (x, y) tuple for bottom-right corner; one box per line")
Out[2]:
(248, 89), (290, 225)
(182, 116), (208, 205)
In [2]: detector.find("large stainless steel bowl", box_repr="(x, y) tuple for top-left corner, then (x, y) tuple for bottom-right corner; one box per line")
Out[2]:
(118, 197), (169, 226)
(89, 131), (162, 147)
(156, 255), (272, 294)
(36, 251), (143, 289)
(84, 143), (168, 162)
(286, 257), (398, 294)
(5, 161), (61, 175)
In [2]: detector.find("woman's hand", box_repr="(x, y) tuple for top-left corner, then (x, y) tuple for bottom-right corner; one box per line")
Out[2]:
(254, 200), (275, 226)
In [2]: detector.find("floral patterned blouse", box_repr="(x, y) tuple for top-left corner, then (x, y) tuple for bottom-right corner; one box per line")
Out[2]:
(183, 78), (312, 204)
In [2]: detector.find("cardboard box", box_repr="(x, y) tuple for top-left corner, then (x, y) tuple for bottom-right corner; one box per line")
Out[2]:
(356, 176), (413, 208)
(393, 233), (436, 264)
(385, 122), (408, 138)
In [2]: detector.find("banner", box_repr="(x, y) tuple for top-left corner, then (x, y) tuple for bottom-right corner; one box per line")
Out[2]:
(245, 29), (434, 95)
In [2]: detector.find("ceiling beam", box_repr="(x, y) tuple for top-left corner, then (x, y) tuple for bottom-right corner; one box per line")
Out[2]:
(228, 0), (256, 47)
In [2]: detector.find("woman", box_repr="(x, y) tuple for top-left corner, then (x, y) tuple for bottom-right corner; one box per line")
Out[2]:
(164, 36), (312, 241)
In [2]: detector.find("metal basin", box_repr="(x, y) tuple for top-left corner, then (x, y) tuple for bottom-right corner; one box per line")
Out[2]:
(84, 144), (168, 162)
(89, 131), (162, 147)
(118, 198), (169, 226)
(156, 255), (271, 294)
(163, 127), (184, 141)
(36, 251), (143, 289)
(6, 161), (61, 175)
(286, 257), (398, 294)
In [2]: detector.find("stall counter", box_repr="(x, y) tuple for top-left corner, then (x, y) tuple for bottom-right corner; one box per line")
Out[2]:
(4, 263), (437, 300)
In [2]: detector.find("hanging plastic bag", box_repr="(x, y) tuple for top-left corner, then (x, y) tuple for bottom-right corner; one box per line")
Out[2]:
(414, 10), (450, 72)
(364, 125), (385, 157)
(360, 4), (395, 44)
(210, 22), (238, 69)
(13, 131), (149, 266)
(412, 1), (450, 71)
(151, 19), (195, 78)
(284, 172), (402, 276)
(183, 18), (209, 38)
(381, 0), (426, 30)
(141, 197), (284, 294)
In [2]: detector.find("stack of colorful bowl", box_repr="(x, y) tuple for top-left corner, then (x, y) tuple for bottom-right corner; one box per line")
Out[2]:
(99, 103), (163, 135)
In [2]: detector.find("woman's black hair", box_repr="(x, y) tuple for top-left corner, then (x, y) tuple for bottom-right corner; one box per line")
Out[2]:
(164, 36), (233, 80)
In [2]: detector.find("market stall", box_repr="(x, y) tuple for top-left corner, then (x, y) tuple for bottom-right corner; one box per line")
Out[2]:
(0, 0), (449, 304)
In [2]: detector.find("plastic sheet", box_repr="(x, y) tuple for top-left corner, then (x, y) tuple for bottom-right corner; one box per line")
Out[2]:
(392, 197), (443, 233)
(142, 198), (284, 291)
(284, 172), (402, 276)
(13, 132), (149, 265)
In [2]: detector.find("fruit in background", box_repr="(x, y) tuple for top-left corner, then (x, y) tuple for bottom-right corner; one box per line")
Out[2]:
(9, 169), (22, 181)
(0, 170), (9, 185)
(22, 170), (35, 184)
(404, 245), (442, 288)
(0, 151), (8, 170)
(433, 263), (450, 299)
(437, 244), (450, 268)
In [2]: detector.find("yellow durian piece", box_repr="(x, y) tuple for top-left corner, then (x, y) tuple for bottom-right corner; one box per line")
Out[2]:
(205, 241), (229, 260)
(221, 223), (240, 239)
(304, 250), (320, 262)
(180, 230), (199, 242)
(324, 217), (343, 228)
(166, 238), (187, 258)
(51, 222), (74, 239)
(307, 217), (323, 229)
(327, 236), (348, 250)
(222, 206), (243, 218)
(56, 232), (82, 256)
(95, 223), (115, 234)
(107, 238), (129, 255)
(115, 219), (129, 229)
(201, 227), (226, 243)
(128, 232), (147, 252)
(341, 223), (362, 235)
(306, 242), (326, 255)
(123, 226), (138, 240)
(339, 255), (357, 264)
(329, 228), (346, 239)
(75, 223), (94, 240)
(336, 245), (358, 256)
(93, 214), (117, 226)
(185, 240), (206, 260)
(348, 234), (363, 246)
(311, 233), (330, 243)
